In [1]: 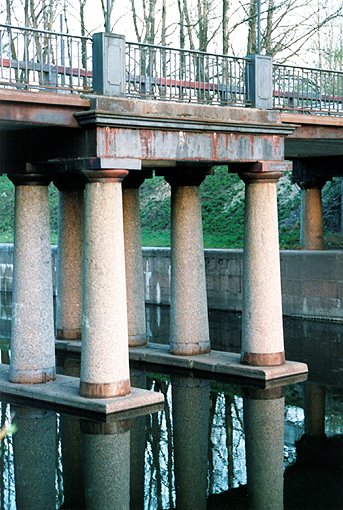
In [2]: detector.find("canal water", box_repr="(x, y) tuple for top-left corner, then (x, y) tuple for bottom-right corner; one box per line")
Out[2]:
(0, 293), (342, 509)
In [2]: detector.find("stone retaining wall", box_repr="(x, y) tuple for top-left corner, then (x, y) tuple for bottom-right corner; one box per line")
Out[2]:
(142, 248), (343, 321)
(1, 244), (343, 321)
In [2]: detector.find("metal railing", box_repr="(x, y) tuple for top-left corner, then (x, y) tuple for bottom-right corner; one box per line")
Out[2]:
(273, 63), (343, 115)
(0, 24), (92, 92)
(1, 24), (343, 117)
(125, 41), (251, 106)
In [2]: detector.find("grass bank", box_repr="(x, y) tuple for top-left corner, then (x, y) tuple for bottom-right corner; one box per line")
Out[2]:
(0, 168), (342, 248)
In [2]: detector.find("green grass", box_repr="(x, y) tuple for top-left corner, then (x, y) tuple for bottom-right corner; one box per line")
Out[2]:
(0, 170), (342, 249)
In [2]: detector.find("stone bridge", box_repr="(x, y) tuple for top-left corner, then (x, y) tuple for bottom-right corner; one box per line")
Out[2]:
(1, 25), (342, 413)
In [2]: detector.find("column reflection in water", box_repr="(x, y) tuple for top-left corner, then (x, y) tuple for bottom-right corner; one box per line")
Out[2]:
(243, 387), (285, 510)
(81, 419), (130, 509)
(130, 368), (147, 509)
(304, 382), (326, 438)
(61, 415), (85, 509)
(12, 406), (57, 510)
(172, 376), (210, 510)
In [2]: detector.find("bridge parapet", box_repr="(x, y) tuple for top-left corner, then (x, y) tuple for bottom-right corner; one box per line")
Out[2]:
(1, 24), (342, 117)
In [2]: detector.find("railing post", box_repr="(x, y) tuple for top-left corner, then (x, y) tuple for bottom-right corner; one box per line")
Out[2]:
(92, 32), (126, 96)
(247, 54), (273, 109)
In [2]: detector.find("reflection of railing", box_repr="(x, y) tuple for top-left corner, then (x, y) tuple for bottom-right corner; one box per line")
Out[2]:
(0, 24), (92, 92)
(125, 41), (251, 106)
(273, 63), (343, 115)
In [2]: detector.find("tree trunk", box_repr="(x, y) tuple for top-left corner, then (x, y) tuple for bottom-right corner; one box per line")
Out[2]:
(247, 0), (257, 54)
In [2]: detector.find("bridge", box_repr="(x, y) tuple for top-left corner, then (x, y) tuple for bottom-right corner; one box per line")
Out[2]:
(1, 23), (342, 413)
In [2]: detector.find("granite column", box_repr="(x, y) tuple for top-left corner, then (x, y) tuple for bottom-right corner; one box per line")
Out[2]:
(54, 180), (84, 340)
(122, 172), (149, 347)
(80, 169), (130, 398)
(9, 172), (55, 383)
(164, 169), (210, 355)
(239, 165), (284, 366)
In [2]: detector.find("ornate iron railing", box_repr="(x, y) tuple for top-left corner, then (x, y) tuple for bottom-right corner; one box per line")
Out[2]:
(1, 24), (343, 116)
(0, 24), (92, 92)
(273, 63), (343, 115)
(125, 41), (251, 106)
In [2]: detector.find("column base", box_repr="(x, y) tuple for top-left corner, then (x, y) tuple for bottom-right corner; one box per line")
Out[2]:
(79, 379), (131, 399)
(170, 343), (211, 356)
(129, 334), (147, 347)
(241, 351), (285, 366)
(56, 328), (82, 340)
(129, 335), (148, 347)
(9, 367), (56, 384)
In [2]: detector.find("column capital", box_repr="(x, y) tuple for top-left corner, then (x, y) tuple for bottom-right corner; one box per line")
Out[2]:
(231, 160), (291, 176)
(8, 169), (51, 187)
(239, 171), (283, 184)
(163, 167), (211, 187)
(122, 170), (152, 189)
(296, 177), (327, 190)
(53, 175), (85, 192)
(81, 169), (129, 183)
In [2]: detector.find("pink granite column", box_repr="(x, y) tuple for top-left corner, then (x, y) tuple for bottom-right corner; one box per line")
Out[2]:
(54, 179), (84, 341)
(300, 180), (326, 250)
(239, 165), (285, 366)
(8, 172), (55, 383)
(80, 169), (130, 398)
(164, 169), (210, 355)
(122, 172), (149, 347)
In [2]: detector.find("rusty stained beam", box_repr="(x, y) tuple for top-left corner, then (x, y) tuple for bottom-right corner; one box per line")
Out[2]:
(95, 127), (286, 165)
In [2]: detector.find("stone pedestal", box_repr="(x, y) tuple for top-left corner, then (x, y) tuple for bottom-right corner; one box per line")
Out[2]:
(300, 182), (325, 250)
(80, 170), (131, 398)
(165, 170), (210, 355)
(243, 388), (285, 510)
(55, 184), (84, 340)
(172, 376), (210, 510)
(122, 173), (147, 347)
(239, 170), (284, 366)
(9, 173), (55, 383)
(81, 420), (130, 510)
(13, 407), (57, 510)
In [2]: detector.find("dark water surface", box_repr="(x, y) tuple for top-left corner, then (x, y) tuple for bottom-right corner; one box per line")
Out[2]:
(0, 294), (342, 509)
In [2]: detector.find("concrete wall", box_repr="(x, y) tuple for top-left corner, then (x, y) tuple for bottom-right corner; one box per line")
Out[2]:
(143, 248), (343, 321)
(1, 244), (343, 321)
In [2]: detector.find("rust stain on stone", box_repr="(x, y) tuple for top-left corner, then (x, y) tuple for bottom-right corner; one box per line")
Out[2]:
(102, 126), (113, 157)
(211, 132), (218, 160)
(139, 130), (155, 158)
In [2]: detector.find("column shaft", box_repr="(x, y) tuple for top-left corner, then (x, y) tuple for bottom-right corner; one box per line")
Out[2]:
(80, 172), (130, 398)
(244, 391), (285, 510)
(13, 407), (57, 510)
(56, 189), (84, 340)
(302, 187), (325, 250)
(10, 182), (55, 383)
(241, 172), (284, 366)
(172, 377), (210, 510)
(81, 421), (130, 510)
(123, 187), (147, 346)
(169, 184), (210, 355)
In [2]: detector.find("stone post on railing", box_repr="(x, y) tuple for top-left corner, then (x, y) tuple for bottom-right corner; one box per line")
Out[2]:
(247, 54), (273, 109)
(92, 33), (126, 96)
